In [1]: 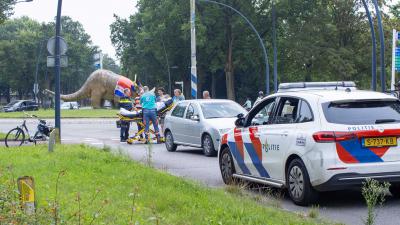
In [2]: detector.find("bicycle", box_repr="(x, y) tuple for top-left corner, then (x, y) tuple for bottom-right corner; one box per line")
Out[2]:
(4, 112), (54, 147)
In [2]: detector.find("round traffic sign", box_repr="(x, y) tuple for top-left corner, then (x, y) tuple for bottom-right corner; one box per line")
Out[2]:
(47, 37), (68, 56)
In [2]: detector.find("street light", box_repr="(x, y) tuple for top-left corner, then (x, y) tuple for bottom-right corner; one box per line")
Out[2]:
(196, 0), (271, 95)
(15, 0), (33, 3)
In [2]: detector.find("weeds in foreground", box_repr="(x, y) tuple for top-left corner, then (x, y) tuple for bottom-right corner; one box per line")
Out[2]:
(362, 178), (390, 225)
(308, 205), (320, 219)
(145, 142), (153, 167)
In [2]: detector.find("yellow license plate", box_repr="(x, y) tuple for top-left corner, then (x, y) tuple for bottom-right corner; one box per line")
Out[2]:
(363, 137), (398, 147)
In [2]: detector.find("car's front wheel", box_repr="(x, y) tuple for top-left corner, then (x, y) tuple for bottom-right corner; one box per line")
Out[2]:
(202, 134), (217, 157)
(219, 147), (236, 184)
(286, 158), (318, 206)
(165, 130), (177, 152)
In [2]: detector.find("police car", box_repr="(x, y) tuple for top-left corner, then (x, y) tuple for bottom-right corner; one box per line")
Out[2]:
(218, 82), (400, 205)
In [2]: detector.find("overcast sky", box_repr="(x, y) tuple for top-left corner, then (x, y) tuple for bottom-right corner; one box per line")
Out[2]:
(12, 0), (138, 60)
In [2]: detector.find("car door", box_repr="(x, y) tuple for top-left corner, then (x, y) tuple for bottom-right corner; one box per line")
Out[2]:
(237, 97), (277, 179)
(169, 102), (189, 142)
(181, 103), (202, 146)
(262, 97), (301, 180)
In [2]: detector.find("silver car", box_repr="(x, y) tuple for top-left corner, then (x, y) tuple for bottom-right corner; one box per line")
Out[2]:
(163, 99), (247, 156)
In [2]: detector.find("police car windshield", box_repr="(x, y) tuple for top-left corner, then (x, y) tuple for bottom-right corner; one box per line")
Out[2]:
(323, 100), (400, 125)
(201, 102), (246, 119)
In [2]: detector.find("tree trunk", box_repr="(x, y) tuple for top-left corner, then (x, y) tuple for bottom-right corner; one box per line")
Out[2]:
(225, 12), (235, 100)
(211, 73), (217, 98)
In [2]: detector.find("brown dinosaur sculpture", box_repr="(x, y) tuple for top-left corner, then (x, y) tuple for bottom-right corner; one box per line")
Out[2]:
(45, 69), (139, 108)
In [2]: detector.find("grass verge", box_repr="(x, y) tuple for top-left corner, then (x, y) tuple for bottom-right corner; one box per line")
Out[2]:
(0, 144), (327, 224)
(0, 132), (6, 140)
(0, 109), (117, 118)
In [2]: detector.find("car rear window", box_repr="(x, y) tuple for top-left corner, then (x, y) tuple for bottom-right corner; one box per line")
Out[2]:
(322, 100), (400, 125)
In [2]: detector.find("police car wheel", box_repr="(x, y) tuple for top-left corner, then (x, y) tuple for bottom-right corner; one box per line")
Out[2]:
(389, 184), (400, 198)
(202, 134), (216, 157)
(287, 158), (318, 206)
(220, 147), (236, 184)
(165, 131), (177, 152)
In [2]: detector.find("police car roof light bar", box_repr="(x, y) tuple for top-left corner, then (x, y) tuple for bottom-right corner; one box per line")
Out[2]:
(278, 81), (356, 92)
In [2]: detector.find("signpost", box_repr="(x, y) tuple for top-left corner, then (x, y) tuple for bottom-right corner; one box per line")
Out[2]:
(391, 29), (400, 91)
(17, 176), (36, 214)
(94, 52), (103, 69)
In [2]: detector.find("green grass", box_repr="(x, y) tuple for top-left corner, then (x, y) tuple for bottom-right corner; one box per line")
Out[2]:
(0, 144), (328, 224)
(0, 132), (6, 140)
(0, 109), (118, 118)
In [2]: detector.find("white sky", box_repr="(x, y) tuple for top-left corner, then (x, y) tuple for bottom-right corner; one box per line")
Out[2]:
(12, 0), (138, 60)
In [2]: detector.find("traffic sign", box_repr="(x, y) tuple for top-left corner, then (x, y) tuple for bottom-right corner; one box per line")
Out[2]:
(47, 37), (68, 56)
(47, 56), (68, 67)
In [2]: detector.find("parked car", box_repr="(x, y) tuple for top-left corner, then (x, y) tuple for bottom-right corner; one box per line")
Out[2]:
(61, 101), (80, 110)
(163, 99), (247, 156)
(218, 81), (400, 206)
(3, 100), (39, 112)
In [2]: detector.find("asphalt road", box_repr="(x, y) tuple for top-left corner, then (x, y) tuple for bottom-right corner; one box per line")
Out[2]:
(1, 118), (399, 225)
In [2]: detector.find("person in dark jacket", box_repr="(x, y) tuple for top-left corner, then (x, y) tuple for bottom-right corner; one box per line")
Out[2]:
(119, 88), (133, 142)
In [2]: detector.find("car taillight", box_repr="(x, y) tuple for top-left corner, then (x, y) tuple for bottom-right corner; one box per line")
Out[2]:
(313, 131), (356, 143)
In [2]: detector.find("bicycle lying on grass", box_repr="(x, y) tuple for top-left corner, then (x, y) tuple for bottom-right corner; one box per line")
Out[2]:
(4, 112), (54, 147)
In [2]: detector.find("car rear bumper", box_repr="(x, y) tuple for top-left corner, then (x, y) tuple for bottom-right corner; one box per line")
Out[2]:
(314, 171), (400, 191)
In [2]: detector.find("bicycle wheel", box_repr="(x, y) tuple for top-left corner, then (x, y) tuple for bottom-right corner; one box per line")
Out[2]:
(5, 128), (25, 147)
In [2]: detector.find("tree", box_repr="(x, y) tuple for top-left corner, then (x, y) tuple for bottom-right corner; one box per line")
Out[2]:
(102, 53), (121, 74)
(0, 0), (15, 24)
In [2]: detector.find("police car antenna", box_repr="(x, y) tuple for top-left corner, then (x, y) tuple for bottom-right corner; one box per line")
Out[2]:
(335, 82), (339, 90)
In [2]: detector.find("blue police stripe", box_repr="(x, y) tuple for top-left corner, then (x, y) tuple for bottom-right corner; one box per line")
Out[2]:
(191, 74), (197, 83)
(339, 140), (383, 163)
(244, 143), (270, 178)
(191, 88), (197, 99)
(228, 142), (250, 175)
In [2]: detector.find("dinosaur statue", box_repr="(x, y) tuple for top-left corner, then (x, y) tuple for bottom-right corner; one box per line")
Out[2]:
(45, 69), (140, 108)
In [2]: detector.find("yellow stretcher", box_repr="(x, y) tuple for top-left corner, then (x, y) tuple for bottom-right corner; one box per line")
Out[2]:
(117, 103), (174, 144)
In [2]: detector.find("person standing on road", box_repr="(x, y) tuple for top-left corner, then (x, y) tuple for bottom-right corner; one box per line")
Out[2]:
(243, 97), (252, 111)
(172, 89), (185, 103)
(140, 86), (161, 143)
(119, 88), (133, 142)
(203, 90), (211, 99)
(157, 87), (170, 102)
(254, 91), (264, 106)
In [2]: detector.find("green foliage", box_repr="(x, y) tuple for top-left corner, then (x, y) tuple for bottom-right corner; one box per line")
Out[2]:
(0, 144), (325, 224)
(111, 0), (400, 102)
(0, 0), (15, 24)
(0, 16), (100, 103)
(361, 178), (390, 225)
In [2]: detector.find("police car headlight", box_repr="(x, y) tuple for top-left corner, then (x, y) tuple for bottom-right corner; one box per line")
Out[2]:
(218, 128), (231, 134)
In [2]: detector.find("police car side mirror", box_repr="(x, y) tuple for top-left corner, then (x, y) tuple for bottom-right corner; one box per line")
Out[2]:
(235, 117), (245, 127)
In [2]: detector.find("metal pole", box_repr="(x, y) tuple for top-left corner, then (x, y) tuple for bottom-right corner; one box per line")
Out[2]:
(391, 29), (397, 91)
(190, 0), (198, 99)
(54, 0), (62, 141)
(373, 0), (385, 92)
(272, 1), (278, 93)
(197, 0), (270, 95)
(34, 39), (45, 104)
(161, 39), (172, 95)
(361, 0), (377, 91)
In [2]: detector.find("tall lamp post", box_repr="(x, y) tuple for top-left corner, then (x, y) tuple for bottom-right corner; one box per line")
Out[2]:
(372, 0), (385, 92)
(361, 0), (377, 91)
(54, 0), (63, 141)
(196, 0), (271, 95)
(14, 0), (33, 3)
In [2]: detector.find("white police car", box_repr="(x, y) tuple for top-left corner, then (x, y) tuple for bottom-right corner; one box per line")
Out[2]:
(218, 82), (400, 205)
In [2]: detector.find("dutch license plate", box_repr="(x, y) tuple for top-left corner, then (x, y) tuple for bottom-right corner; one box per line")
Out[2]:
(363, 137), (397, 147)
